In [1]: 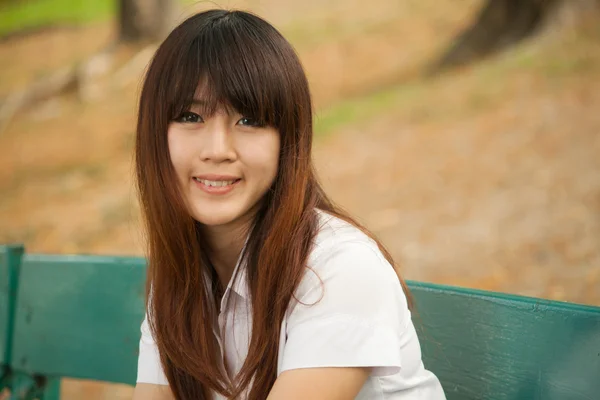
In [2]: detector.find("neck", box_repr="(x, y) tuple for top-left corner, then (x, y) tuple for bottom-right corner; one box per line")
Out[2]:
(202, 212), (254, 289)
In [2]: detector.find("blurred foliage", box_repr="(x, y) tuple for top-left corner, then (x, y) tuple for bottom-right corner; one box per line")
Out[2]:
(0, 0), (115, 36)
(0, 0), (201, 37)
(1, 0), (599, 309)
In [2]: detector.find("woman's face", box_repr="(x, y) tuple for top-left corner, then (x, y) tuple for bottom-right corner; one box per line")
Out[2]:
(168, 98), (280, 228)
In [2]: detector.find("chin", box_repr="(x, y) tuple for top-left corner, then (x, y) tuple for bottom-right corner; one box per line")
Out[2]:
(193, 213), (235, 226)
(190, 206), (243, 227)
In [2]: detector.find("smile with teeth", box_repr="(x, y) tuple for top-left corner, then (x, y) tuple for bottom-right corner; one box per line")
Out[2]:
(193, 177), (238, 187)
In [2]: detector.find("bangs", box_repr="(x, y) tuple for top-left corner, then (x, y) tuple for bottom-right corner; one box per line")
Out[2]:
(162, 11), (289, 127)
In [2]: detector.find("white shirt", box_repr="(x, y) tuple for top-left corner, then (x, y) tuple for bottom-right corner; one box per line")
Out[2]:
(137, 210), (446, 399)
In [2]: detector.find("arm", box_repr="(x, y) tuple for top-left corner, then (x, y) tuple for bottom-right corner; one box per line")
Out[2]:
(135, 314), (172, 398)
(133, 383), (175, 400)
(267, 367), (370, 400)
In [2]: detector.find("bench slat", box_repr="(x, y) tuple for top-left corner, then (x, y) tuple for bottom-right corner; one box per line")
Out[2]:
(10, 254), (146, 386)
(0, 245), (24, 373)
(7, 252), (600, 400)
(0, 248), (9, 371)
(407, 281), (600, 400)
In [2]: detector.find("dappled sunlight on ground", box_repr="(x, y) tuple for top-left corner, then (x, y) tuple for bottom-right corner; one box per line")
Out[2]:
(315, 72), (600, 304)
(2, 0), (599, 302)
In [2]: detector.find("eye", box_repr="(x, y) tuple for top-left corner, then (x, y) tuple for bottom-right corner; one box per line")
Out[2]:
(175, 111), (203, 123)
(237, 117), (263, 127)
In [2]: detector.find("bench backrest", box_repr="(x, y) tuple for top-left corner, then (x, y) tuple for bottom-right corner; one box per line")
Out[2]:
(0, 249), (8, 371)
(2, 248), (600, 399)
(0, 249), (9, 371)
(0, 246), (23, 374)
(10, 253), (146, 386)
(409, 281), (600, 399)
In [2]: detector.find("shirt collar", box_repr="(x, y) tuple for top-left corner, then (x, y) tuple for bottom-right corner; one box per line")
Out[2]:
(228, 253), (249, 300)
(217, 237), (250, 312)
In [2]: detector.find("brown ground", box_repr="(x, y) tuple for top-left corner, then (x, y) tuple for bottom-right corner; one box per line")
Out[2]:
(1, 0), (599, 398)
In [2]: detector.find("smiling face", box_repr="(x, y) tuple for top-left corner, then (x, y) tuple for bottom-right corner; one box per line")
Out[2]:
(168, 96), (280, 228)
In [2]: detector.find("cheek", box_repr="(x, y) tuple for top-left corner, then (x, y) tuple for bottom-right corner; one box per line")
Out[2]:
(237, 133), (279, 188)
(255, 134), (280, 180)
(267, 136), (281, 174)
(167, 128), (190, 177)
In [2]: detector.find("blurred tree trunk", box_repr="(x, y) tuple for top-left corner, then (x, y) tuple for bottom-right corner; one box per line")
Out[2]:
(430, 0), (561, 73)
(118, 0), (177, 43)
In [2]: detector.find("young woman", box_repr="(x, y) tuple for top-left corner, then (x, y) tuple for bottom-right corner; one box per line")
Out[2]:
(133, 9), (445, 400)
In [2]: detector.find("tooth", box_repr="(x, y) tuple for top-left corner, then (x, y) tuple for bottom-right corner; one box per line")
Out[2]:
(195, 179), (236, 187)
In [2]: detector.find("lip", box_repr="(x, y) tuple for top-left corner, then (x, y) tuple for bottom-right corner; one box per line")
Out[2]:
(192, 176), (241, 195)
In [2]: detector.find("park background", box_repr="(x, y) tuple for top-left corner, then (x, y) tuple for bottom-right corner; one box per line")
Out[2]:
(1, 0), (599, 398)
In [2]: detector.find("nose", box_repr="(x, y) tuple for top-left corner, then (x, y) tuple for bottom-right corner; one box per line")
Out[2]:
(199, 119), (236, 163)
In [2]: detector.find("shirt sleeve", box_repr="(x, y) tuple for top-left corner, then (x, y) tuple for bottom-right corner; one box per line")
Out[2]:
(136, 313), (169, 385)
(280, 241), (410, 376)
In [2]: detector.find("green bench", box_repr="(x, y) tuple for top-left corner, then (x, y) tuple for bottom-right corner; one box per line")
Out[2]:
(1, 244), (599, 399)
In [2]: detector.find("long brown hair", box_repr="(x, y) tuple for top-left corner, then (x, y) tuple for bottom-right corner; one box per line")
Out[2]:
(135, 9), (410, 400)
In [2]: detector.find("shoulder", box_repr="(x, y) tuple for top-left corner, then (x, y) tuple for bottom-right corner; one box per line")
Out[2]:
(310, 209), (383, 264)
(291, 209), (408, 316)
(280, 210), (411, 376)
(309, 209), (396, 279)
